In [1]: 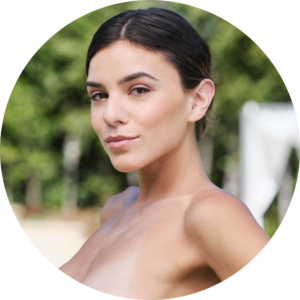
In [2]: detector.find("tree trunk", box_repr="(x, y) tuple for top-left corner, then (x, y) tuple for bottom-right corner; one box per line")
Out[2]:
(26, 170), (42, 213)
(62, 135), (81, 213)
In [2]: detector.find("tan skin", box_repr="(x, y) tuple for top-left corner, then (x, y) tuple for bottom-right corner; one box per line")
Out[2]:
(59, 40), (270, 299)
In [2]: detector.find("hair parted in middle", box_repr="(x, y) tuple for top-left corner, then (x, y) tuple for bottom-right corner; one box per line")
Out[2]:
(86, 7), (215, 140)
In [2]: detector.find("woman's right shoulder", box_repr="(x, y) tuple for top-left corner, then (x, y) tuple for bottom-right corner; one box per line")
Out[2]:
(100, 186), (139, 225)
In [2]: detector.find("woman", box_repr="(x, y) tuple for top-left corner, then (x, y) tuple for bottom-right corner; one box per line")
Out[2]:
(59, 8), (270, 299)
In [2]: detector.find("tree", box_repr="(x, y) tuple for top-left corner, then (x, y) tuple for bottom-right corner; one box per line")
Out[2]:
(1, 1), (294, 215)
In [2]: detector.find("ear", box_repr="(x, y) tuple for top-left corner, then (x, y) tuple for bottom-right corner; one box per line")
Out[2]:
(188, 79), (215, 123)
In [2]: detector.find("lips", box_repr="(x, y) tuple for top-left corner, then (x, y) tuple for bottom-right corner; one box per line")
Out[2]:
(104, 135), (138, 149)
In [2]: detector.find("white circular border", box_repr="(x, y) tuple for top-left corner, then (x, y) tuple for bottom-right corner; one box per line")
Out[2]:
(1, 1), (299, 299)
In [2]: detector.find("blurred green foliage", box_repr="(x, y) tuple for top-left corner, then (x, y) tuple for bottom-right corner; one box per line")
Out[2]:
(0, 0), (296, 223)
(264, 194), (279, 238)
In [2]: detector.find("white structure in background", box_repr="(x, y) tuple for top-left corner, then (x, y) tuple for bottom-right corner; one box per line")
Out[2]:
(240, 101), (299, 227)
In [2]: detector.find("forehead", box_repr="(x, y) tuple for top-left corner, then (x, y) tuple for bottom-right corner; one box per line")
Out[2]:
(87, 40), (181, 84)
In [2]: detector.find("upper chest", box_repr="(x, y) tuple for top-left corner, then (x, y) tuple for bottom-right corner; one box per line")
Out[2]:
(63, 199), (211, 297)
(88, 201), (201, 274)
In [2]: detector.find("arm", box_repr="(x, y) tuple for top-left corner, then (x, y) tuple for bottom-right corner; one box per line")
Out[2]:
(59, 186), (139, 275)
(185, 189), (270, 281)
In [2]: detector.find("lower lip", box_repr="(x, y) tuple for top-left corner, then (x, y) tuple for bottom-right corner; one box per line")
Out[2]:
(106, 138), (137, 149)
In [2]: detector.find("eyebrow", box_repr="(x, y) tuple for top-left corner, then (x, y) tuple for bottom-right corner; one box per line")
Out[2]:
(86, 72), (158, 88)
(85, 81), (104, 88)
(117, 72), (159, 84)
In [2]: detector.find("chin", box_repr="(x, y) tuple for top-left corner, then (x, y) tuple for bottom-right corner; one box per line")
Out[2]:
(110, 156), (143, 173)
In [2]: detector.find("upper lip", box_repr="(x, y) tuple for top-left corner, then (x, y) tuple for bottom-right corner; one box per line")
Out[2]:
(105, 135), (138, 143)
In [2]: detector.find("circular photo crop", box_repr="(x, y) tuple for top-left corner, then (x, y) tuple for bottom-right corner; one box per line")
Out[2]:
(1, 1), (299, 299)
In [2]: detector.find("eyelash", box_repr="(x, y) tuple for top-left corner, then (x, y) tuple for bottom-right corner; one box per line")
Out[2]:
(90, 93), (108, 101)
(90, 87), (150, 101)
(130, 87), (150, 95)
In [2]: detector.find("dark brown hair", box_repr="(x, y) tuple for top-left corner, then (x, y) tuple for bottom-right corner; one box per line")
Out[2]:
(86, 8), (214, 140)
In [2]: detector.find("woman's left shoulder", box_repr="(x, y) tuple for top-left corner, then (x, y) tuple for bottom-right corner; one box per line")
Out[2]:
(184, 188), (270, 280)
(185, 188), (251, 225)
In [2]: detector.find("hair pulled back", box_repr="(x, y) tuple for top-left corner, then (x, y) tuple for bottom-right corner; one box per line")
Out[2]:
(86, 8), (214, 140)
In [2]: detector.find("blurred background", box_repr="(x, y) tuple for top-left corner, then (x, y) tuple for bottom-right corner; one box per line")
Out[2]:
(1, 0), (298, 267)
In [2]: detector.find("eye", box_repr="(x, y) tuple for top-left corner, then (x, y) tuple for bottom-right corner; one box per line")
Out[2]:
(90, 92), (108, 101)
(130, 87), (150, 95)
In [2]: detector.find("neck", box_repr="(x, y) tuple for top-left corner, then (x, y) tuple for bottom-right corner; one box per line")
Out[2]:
(136, 133), (215, 206)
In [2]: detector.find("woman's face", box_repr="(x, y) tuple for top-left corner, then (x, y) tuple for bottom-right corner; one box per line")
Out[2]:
(87, 40), (194, 172)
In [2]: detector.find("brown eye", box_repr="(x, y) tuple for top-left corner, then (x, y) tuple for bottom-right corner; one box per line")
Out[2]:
(131, 88), (150, 95)
(90, 93), (108, 101)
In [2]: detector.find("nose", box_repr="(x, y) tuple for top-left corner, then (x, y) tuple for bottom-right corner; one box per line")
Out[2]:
(103, 94), (129, 127)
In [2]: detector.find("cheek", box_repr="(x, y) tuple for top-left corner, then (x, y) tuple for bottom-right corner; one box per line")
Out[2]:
(139, 94), (189, 144)
(91, 108), (104, 135)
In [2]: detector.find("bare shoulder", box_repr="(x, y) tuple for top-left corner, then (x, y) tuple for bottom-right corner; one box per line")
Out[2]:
(184, 189), (270, 280)
(185, 189), (255, 230)
(100, 186), (139, 225)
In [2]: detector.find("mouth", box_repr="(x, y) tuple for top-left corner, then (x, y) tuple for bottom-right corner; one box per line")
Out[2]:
(104, 135), (139, 149)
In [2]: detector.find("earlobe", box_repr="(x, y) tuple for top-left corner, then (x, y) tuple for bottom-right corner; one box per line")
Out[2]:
(188, 79), (215, 122)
